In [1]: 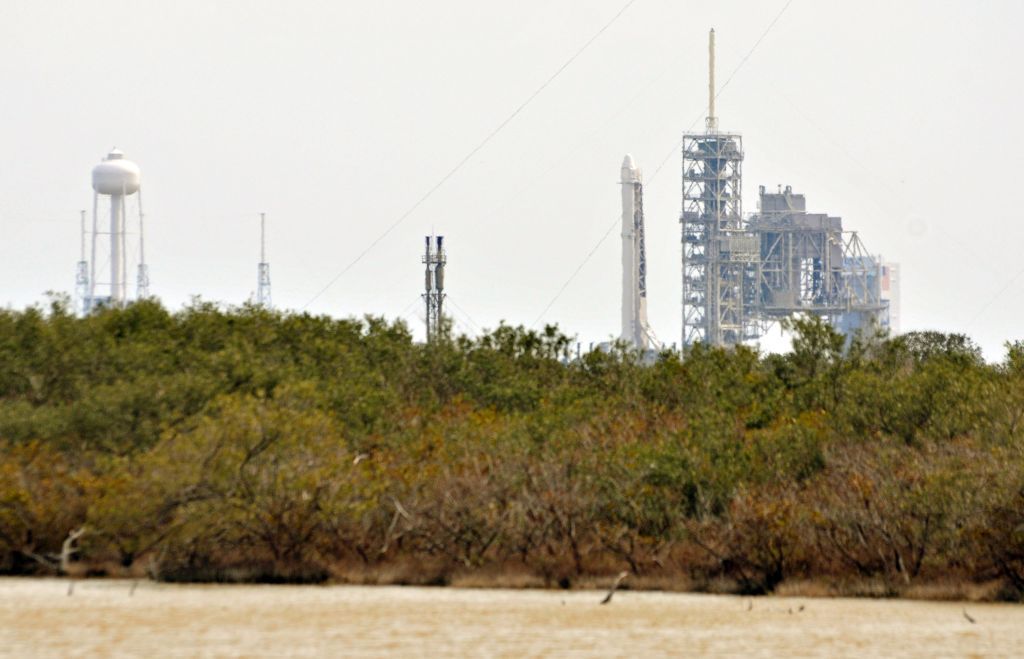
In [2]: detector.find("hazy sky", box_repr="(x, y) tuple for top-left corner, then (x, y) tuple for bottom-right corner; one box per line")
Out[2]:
(2, 1), (1022, 358)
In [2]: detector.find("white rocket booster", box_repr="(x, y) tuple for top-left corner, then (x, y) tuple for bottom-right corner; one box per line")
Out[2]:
(620, 155), (659, 351)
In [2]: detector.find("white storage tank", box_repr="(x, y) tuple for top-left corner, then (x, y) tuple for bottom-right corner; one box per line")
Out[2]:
(91, 149), (141, 195)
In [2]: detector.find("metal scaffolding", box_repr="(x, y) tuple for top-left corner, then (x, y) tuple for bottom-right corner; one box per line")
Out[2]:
(679, 30), (886, 350)
(681, 131), (751, 347)
(749, 186), (886, 330)
(680, 181), (888, 349)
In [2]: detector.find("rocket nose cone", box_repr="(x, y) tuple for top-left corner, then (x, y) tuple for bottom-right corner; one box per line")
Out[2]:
(622, 154), (635, 170)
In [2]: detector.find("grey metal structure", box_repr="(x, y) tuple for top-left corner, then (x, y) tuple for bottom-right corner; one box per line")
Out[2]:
(680, 30), (887, 350)
(748, 185), (886, 334)
(680, 126), (749, 346)
(422, 235), (446, 342)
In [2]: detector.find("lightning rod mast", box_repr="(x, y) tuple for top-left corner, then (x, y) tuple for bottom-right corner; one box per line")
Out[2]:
(76, 210), (90, 315)
(257, 212), (272, 308)
(136, 189), (150, 299)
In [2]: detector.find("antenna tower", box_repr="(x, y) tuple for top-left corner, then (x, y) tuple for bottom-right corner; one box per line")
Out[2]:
(257, 213), (272, 308)
(422, 236), (446, 342)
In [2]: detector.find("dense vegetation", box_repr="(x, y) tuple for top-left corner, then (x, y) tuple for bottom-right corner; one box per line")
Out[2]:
(1, 298), (1023, 599)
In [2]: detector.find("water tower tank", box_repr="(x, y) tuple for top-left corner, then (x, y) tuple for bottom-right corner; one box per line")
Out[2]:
(92, 149), (141, 195)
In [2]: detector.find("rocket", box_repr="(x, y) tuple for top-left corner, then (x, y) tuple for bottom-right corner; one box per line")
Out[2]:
(620, 155), (659, 351)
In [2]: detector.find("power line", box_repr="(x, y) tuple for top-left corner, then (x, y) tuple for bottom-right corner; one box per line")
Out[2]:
(531, 216), (620, 328)
(716, 0), (795, 100)
(301, 0), (642, 311)
(529, 135), (684, 330)
(446, 296), (483, 336)
(398, 296), (426, 328)
(478, 63), (675, 226)
(964, 263), (1024, 331)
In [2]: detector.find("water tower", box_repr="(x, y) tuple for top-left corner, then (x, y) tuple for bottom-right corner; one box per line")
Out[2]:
(87, 148), (144, 310)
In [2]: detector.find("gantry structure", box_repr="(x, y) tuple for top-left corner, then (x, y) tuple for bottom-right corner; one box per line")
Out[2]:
(746, 186), (886, 335)
(680, 121), (753, 346)
(680, 29), (887, 350)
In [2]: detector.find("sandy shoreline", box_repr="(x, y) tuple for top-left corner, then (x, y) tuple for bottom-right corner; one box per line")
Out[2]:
(1, 577), (1022, 657)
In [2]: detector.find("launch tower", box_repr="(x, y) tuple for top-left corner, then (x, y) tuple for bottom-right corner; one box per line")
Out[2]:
(678, 31), (887, 349)
(681, 29), (755, 347)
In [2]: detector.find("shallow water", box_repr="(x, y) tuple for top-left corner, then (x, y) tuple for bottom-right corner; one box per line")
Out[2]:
(0, 578), (1021, 657)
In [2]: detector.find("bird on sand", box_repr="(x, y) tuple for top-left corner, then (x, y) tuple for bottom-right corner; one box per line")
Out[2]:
(963, 609), (977, 624)
(600, 571), (629, 605)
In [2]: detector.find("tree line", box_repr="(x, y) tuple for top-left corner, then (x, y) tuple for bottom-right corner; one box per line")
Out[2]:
(1, 297), (1022, 598)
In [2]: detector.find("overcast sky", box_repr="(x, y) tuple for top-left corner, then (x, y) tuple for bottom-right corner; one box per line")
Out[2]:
(1, 1), (1022, 358)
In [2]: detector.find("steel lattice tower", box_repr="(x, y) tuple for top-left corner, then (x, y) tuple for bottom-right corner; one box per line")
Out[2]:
(422, 235), (446, 342)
